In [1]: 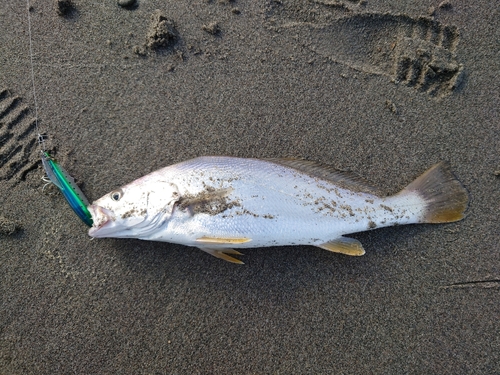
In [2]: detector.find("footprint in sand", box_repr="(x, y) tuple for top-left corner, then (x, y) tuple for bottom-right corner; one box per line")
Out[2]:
(266, 2), (463, 97)
(0, 88), (39, 182)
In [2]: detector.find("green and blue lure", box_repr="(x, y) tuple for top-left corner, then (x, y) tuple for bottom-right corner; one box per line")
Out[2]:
(41, 151), (93, 227)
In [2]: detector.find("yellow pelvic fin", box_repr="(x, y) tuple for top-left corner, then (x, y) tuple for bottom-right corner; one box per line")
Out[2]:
(196, 236), (252, 244)
(318, 237), (365, 256)
(198, 247), (244, 264)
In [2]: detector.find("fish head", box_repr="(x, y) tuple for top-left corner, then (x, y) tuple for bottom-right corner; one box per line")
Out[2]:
(88, 178), (180, 238)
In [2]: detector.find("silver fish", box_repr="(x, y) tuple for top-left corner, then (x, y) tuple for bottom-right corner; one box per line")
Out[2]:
(88, 157), (468, 264)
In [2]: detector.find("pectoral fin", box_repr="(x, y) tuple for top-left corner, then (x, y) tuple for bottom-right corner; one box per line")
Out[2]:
(318, 237), (365, 256)
(198, 247), (244, 264)
(196, 236), (251, 244)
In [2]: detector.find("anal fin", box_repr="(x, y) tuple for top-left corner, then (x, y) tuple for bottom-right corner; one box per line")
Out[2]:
(318, 237), (365, 256)
(196, 236), (251, 244)
(198, 247), (244, 264)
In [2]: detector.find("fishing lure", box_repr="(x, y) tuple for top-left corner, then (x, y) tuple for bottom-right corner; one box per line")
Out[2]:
(41, 151), (93, 227)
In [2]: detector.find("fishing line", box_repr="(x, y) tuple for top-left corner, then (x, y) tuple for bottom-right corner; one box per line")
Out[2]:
(25, 0), (93, 227)
(26, 0), (46, 150)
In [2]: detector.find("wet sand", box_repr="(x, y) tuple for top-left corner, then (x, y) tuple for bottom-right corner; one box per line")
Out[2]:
(1, 0), (499, 373)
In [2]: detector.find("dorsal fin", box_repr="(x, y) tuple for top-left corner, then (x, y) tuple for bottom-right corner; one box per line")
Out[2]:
(265, 158), (382, 195)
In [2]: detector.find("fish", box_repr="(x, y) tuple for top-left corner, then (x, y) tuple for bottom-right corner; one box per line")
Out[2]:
(88, 157), (468, 264)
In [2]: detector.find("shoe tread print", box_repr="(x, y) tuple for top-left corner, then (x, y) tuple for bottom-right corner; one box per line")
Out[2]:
(266, 1), (463, 98)
(0, 88), (39, 182)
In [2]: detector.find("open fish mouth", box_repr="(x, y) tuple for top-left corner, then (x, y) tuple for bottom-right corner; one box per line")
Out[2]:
(88, 205), (115, 237)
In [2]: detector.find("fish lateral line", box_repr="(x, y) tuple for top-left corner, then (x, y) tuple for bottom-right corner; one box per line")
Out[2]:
(41, 151), (93, 227)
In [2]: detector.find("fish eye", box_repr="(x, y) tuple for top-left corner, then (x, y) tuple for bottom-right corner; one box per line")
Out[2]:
(110, 189), (123, 201)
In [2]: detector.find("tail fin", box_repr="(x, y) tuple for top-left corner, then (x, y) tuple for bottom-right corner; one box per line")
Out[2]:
(401, 162), (469, 223)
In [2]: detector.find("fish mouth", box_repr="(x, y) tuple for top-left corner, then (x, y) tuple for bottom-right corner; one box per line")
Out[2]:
(88, 205), (115, 237)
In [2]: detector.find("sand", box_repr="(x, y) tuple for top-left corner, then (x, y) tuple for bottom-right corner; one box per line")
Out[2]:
(1, 0), (499, 373)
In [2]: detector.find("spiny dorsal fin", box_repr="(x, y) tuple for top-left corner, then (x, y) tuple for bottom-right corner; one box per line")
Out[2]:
(317, 237), (365, 256)
(266, 158), (382, 196)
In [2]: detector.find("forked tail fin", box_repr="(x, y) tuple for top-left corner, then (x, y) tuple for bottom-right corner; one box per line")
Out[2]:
(400, 162), (469, 223)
